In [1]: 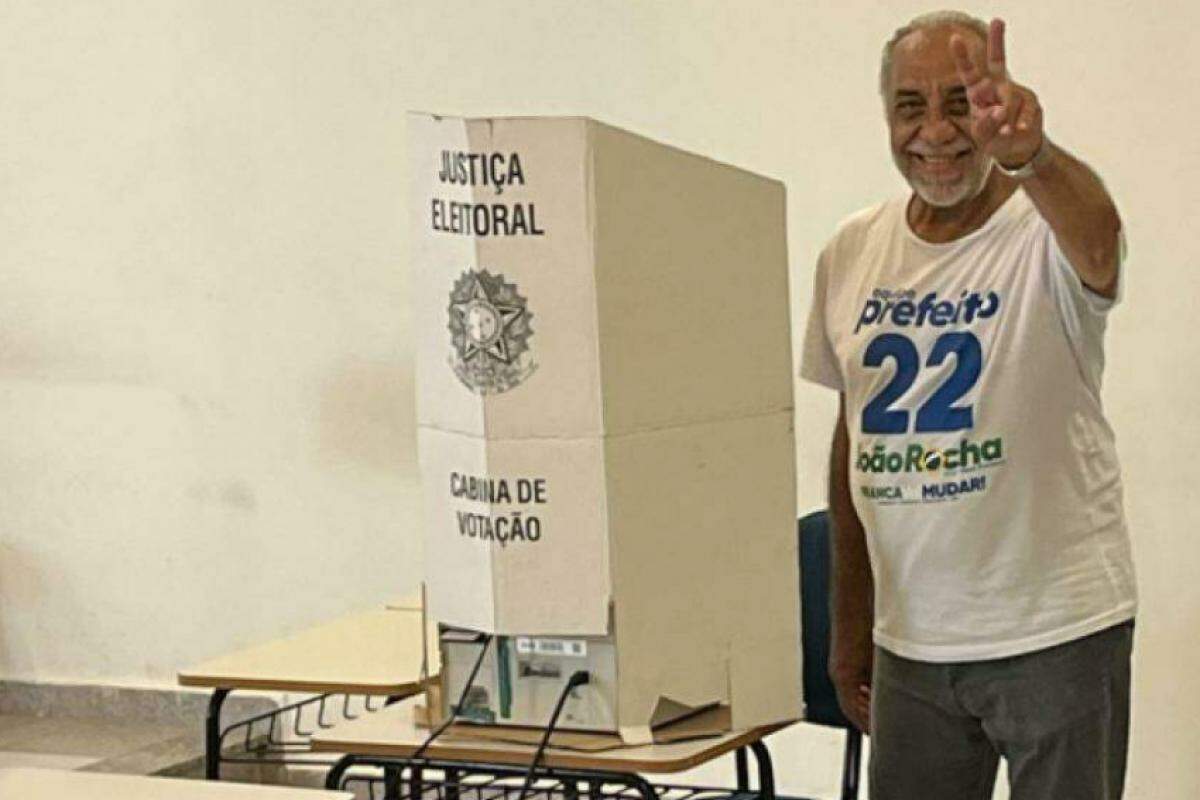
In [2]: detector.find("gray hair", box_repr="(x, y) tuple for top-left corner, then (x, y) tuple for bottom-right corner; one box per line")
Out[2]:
(879, 10), (989, 99)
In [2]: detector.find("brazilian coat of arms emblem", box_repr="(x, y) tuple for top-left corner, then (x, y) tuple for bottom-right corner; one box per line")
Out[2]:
(447, 269), (536, 395)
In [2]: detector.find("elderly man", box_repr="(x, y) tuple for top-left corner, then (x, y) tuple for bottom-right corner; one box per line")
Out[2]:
(799, 11), (1138, 800)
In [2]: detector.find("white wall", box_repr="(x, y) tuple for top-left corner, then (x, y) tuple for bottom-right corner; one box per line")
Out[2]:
(0, 1), (423, 681)
(1, 1), (1196, 798)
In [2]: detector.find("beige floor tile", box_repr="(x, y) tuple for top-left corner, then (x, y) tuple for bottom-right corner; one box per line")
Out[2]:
(0, 715), (192, 758)
(0, 750), (100, 769)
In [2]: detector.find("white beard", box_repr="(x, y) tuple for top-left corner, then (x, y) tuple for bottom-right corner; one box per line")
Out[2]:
(907, 156), (995, 208)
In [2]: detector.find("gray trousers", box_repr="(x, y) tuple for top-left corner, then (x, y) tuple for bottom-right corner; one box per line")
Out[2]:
(869, 618), (1134, 800)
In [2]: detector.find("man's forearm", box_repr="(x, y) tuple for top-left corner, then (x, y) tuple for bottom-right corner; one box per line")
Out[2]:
(828, 402), (874, 670)
(946, 24), (1121, 300)
(1021, 140), (1123, 298)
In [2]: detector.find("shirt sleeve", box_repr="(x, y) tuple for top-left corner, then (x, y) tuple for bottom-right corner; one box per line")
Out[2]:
(1040, 217), (1125, 394)
(798, 247), (844, 391)
(1045, 222), (1126, 318)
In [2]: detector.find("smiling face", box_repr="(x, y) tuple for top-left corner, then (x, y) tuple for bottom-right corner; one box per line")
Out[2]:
(886, 24), (993, 208)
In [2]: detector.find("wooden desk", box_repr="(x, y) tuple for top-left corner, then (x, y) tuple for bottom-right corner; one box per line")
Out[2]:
(178, 606), (437, 781)
(179, 607), (435, 697)
(0, 768), (352, 799)
(312, 697), (786, 773)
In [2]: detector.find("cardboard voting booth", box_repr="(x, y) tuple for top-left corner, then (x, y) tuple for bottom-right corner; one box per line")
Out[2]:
(410, 113), (800, 745)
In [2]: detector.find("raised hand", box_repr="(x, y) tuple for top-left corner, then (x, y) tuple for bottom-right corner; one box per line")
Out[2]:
(950, 19), (1044, 169)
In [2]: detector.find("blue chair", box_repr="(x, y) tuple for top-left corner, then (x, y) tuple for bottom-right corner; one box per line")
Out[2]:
(798, 510), (864, 800)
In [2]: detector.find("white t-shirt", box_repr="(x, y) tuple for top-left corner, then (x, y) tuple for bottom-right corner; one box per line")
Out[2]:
(800, 189), (1137, 662)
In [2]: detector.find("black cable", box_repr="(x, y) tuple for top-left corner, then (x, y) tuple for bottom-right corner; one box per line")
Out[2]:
(515, 670), (591, 800)
(411, 633), (493, 760)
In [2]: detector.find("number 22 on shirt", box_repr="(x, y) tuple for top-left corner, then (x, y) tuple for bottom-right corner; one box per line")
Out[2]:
(860, 332), (982, 434)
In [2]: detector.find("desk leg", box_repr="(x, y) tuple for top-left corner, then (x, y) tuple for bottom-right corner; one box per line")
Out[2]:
(411, 765), (424, 800)
(384, 766), (402, 800)
(627, 774), (659, 800)
(325, 754), (358, 790)
(205, 689), (231, 781)
(841, 729), (862, 800)
(748, 740), (775, 800)
(445, 767), (460, 800)
(734, 747), (750, 792)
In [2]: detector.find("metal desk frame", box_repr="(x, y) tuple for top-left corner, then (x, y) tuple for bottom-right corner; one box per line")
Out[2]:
(322, 739), (778, 800)
(205, 688), (412, 780)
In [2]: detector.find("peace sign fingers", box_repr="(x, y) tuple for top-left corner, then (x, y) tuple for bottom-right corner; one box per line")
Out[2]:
(986, 18), (1007, 79)
(950, 18), (1008, 106)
